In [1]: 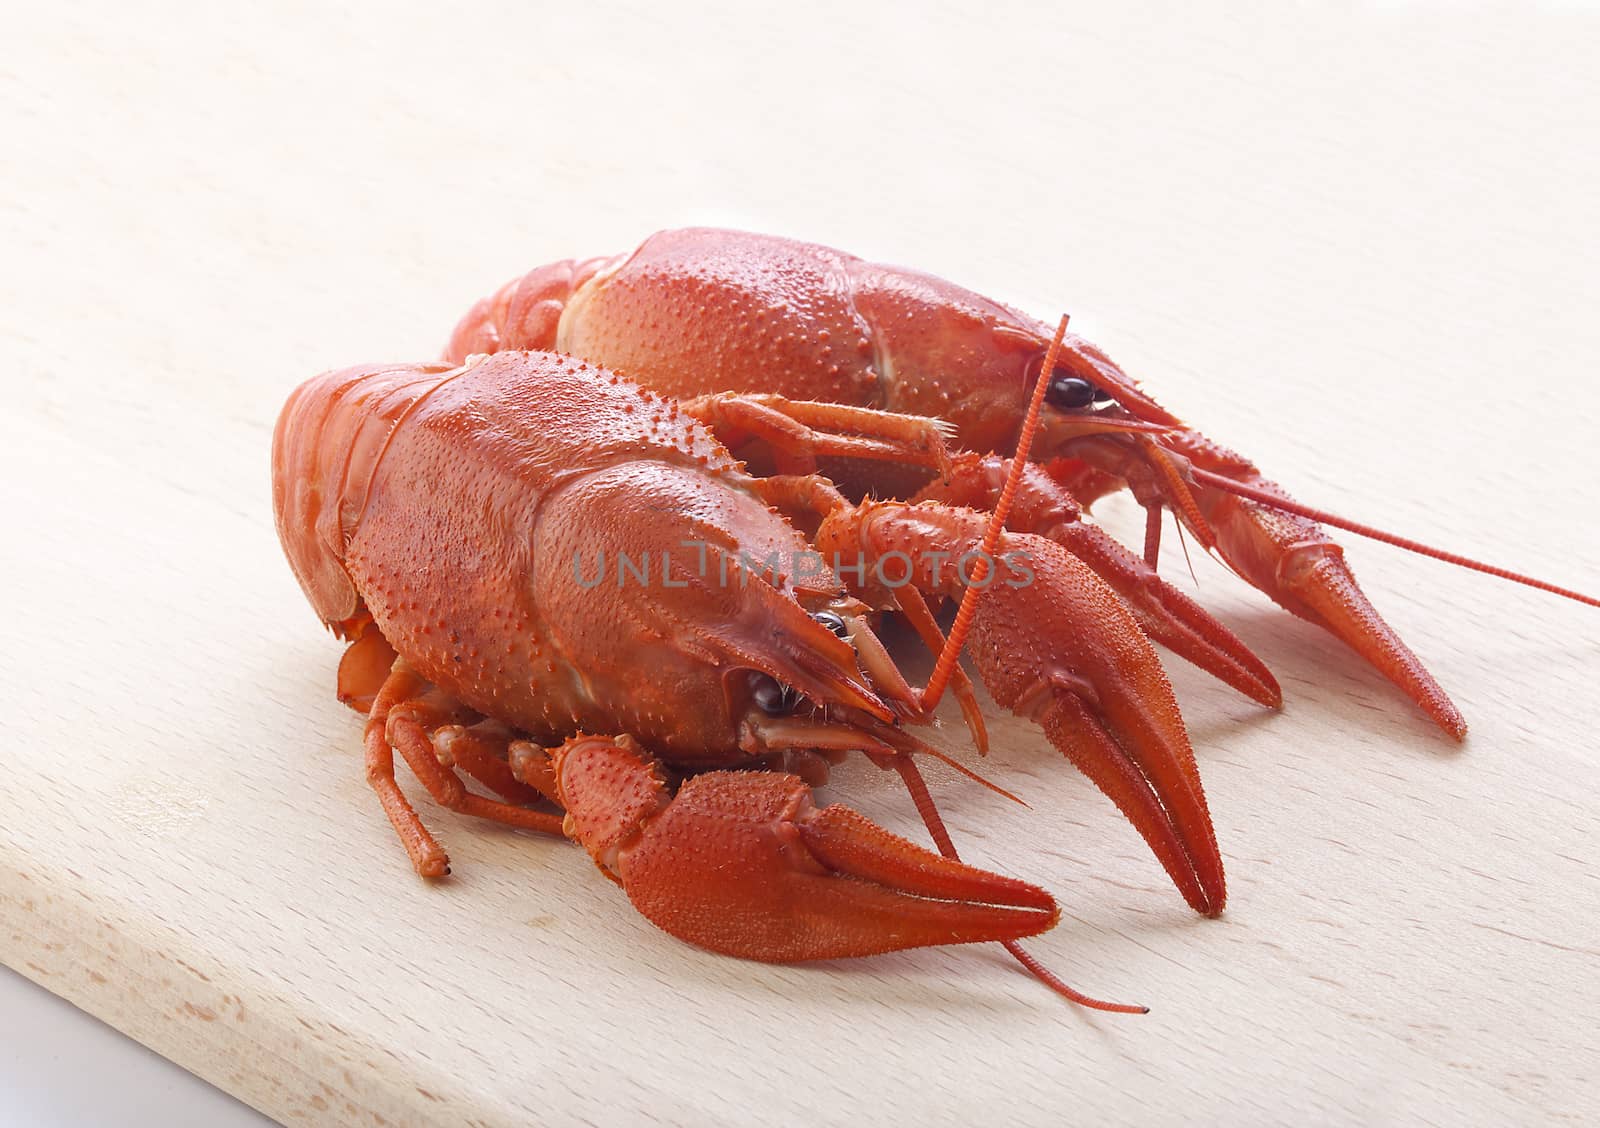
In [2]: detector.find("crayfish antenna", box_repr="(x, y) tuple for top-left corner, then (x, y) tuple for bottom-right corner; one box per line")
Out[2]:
(1190, 467), (1600, 609)
(867, 726), (1026, 807)
(1000, 941), (1149, 1015)
(886, 752), (1149, 1015)
(922, 313), (1069, 710)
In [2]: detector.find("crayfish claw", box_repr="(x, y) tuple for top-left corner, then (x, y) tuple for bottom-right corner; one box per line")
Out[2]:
(911, 453), (1280, 708)
(1194, 479), (1468, 740)
(553, 736), (1058, 961)
(964, 534), (1227, 916)
(1277, 537), (1467, 739)
(812, 501), (1228, 916)
(1040, 688), (1224, 916)
(1054, 520), (1283, 709)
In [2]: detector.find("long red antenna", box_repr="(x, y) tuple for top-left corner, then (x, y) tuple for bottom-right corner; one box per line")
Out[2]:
(886, 752), (1147, 1014)
(921, 314), (1068, 711)
(1189, 468), (1600, 608)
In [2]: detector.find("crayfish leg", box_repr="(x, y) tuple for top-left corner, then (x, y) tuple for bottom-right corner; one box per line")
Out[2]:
(363, 661), (563, 879)
(679, 392), (953, 476)
(430, 719), (547, 807)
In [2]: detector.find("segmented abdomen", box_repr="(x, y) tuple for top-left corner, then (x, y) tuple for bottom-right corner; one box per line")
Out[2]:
(272, 362), (454, 634)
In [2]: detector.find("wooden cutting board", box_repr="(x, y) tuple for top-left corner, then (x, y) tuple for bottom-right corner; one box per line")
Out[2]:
(4, 4), (1598, 1124)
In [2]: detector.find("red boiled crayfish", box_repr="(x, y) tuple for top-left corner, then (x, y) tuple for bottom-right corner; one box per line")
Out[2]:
(447, 228), (1599, 740)
(272, 342), (1219, 1011)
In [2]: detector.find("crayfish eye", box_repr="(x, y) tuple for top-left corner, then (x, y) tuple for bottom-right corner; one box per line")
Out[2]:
(811, 610), (850, 639)
(749, 673), (799, 716)
(1045, 372), (1100, 410)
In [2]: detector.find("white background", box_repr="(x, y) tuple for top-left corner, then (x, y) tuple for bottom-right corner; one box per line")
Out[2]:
(3, 2), (1598, 1125)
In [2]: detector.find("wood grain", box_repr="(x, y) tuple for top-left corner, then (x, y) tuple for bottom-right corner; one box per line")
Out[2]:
(3, 3), (1597, 1124)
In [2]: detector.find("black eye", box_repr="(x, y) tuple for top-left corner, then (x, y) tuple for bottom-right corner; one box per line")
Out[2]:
(750, 673), (798, 715)
(1045, 371), (1100, 410)
(811, 610), (850, 639)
